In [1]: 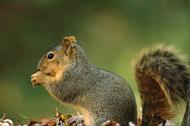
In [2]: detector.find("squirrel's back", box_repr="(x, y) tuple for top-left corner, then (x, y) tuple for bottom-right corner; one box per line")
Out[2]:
(134, 44), (190, 125)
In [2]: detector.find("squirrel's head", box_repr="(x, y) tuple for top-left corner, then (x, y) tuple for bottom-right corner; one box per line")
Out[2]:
(31, 36), (78, 87)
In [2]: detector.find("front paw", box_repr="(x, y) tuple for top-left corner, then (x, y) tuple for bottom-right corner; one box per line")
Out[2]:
(31, 72), (44, 86)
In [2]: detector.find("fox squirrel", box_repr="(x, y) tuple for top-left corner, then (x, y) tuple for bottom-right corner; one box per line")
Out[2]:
(31, 36), (190, 126)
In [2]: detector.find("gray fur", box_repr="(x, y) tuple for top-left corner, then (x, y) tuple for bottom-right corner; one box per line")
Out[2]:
(44, 44), (137, 126)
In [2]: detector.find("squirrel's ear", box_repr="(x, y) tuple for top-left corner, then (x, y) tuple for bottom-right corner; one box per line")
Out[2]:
(61, 36), (77, 56)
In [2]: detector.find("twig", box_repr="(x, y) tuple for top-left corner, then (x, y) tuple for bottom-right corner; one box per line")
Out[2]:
(0, 113), (6, 122)
(17, 113), (31, 120)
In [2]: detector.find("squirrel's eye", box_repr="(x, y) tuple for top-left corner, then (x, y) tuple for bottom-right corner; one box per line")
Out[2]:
(47, 53), (54, 60)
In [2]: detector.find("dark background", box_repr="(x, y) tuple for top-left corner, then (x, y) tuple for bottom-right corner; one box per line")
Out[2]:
(0, 0), (189, 124)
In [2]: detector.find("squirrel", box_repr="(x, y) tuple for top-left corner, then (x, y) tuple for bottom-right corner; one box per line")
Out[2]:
(31, 36), (190, 126)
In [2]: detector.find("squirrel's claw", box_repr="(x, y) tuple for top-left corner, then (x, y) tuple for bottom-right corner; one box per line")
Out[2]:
(31, 72), (42, 87)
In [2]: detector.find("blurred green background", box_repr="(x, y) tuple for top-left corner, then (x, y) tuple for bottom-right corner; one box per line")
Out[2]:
(0, 0), (190, 124)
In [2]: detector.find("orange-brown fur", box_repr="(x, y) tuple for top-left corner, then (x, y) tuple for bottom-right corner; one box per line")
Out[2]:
(134, 44), (190, 125)
(31, 36), (76, 86)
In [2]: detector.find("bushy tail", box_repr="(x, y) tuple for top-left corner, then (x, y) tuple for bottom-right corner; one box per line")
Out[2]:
(134, 44), (190, 126)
